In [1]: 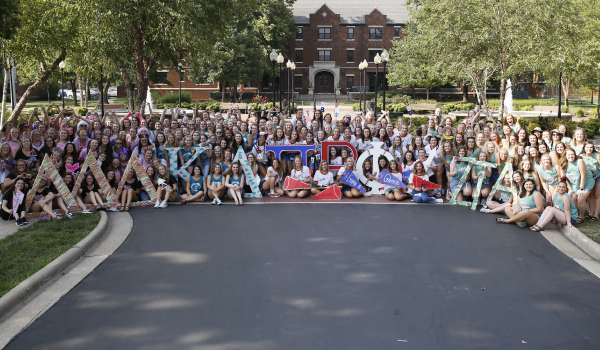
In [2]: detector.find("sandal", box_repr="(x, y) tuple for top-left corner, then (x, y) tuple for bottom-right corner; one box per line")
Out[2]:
(584, 215), (592, 221)
(496, 217), (508, 223)
(124, 206), (130, 211)
(94, 204), (102, 210)
(590, 216), (599, 222)
(55, 214), (63, 220)
(575, 218), (584, 224)
(180, 199), (187, 204)
(530, 225), (543, 232)
(118, 206), (124, 212)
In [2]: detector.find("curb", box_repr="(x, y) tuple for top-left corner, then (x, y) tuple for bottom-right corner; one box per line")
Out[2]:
(0, 211), (109, 318)
(560, 225), (600, 261)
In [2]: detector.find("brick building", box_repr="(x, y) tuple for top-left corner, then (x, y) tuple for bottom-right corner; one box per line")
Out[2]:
(148, 1), (410, 100)
(279, 0), (409, 96)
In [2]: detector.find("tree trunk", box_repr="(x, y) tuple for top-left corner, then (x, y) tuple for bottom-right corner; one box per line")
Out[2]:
(103, 82), (110, 104)
(69, 79), (78, 106)
(76, 72), (83, 109)
(84, 77), (89, 107)
(47, 82), (51, 104)
(498, 78), (506, 118)
(2, 65), (9, 125)
(412, 87), (416, 99)
(462, 82), (469, 102)
(561, 72), (572, 108)
(7, 49), (67, 123)
(113, 59), (135, 112)
(222, 81), (225, 103)
(425, 87), (430, 101)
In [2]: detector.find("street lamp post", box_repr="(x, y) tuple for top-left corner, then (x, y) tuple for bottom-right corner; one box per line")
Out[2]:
(558, 54), (564, 119)
(286, 60), (292, 118)
(178, 63), (183, 108)
(374, 53), (381, 115)
(381, 50), (389, 112)
(358, 62), (364, 112)
(100, 65), (104, 118)
(361, 60), (368, 112)
(277, 53), (284, 112)
(290, 62), (296, 117)
(59, 61), (66, 109)
(270, 49), (278, 109)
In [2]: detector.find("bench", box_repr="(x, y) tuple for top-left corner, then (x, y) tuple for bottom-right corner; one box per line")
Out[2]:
(220, 103), (248, 113)
(94, 103), (125, 111)
(411, 104), (437, 112)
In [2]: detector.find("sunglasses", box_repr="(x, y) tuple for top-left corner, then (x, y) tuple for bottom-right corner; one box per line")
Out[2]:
(552, 133), (559, 136)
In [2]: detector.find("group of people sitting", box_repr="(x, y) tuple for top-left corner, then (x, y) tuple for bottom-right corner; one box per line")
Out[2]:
(0, 104), (598, 232)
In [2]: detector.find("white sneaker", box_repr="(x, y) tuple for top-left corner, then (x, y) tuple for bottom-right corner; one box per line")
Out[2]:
(107, 207), (118, 212)
(212, 198), (217, 205)
(216, 198), (222, 205)
(159, 200), (168, 208)
(480, 208), (490, 213)
(82, 208), (93, 214)
(435, 198), (443, 203)
(66, 211), (74, 218)
(154, 200), (161, 208)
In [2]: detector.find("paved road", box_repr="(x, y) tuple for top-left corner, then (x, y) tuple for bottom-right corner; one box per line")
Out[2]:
(5, 205), (600, 350)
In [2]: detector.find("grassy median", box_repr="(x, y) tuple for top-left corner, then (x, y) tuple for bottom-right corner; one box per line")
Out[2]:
(577, 220), (600, 244)
(0, 212), (101, 297)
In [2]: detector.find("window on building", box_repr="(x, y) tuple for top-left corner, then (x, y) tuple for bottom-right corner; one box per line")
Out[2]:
(369, 27), (382, 40)
(347, 76), (354, 90)
(368, 49), (383, 62)
(347, 27), (354, 40)
(155, 71), (169, 85)
(347, 50), (354, 63)
(394, 27), (401, 38)
(318, 50), (331, 61)
(245, 82), (259, 88)
(318, 27), (331, 39)
(295, 50), (303, 63)
(294, 75), (303, 89)
(296, 27), (303, 40)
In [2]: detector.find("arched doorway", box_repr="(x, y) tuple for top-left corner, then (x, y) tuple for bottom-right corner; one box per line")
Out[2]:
(314, 71), (334, 94)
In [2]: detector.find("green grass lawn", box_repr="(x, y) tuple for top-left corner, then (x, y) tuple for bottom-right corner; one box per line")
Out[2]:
(576, 220), (600, 244)
(0, 212), (101, 297)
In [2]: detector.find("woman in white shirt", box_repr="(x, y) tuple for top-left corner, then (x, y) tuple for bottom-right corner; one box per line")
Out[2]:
(312, 161), (335, 196)
(263, 158), (284, 197)
(336, 157), (364, 198)
(287, 156), (312, 198)
(424, 136), (443, 197)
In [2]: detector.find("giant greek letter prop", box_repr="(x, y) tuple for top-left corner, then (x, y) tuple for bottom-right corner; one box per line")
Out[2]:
(165, 145), (211, 181)
(355, 142), (394, 195)
(232, 146), (262, 198)
(484, 160), (517, 209)
(115, 153), (157, 207)
(265, 145), (316, 164)
(320, 141), (359, 171)
(449, 157), (496, 210)
(25, 155), (77, 212)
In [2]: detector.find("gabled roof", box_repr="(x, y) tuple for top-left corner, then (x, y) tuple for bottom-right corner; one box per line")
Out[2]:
(292, 1), (410, 25)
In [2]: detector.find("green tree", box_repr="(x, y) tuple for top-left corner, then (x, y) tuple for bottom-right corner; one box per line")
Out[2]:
(4, 0), (79, 123)
(188, 0), (296, 101)
(0, 0), (19, 40)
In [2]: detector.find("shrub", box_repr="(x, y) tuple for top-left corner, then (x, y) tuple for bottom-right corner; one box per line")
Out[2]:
(76, 107), (88, 115)
(156, 92), (192, 105)
(442, 103), (475, 114)
(47, 108), (60, 116)
(575, 108), (584, 119)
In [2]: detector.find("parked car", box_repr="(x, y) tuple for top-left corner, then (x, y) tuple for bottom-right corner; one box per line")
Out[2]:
(108, 87), (118, 97)
(58, 89), (72, 98)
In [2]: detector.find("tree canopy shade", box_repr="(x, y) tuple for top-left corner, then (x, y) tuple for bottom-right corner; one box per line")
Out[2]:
(3, 0), (79, 123)
(0, 0), (19, 40)
(91, 0), (260, 113)
(187, 0), (296, 96)
(388, 0), (595, 118)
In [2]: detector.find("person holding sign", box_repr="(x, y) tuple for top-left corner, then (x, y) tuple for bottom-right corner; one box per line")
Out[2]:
(530, 179), (576, 231)
(385, 160), (408, 201)
(312, 161), (334, 196)
(448, 147), (472, 202)
(409, 161), (443, 204)
(337, 158), (364, 198)
(471, 152), (493, 203)
(288, 156), (311, 198)
(0, 178), (28, 225)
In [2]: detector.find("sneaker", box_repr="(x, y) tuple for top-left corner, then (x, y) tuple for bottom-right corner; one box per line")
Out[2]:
(66, 211), (74, 218)
(82, 208), (93, 214)
(517, 221), (527, 228)
(434, 190), (441, 198)
(21, 218), (29, 225)
(15, 218), (22, 226)
(159, 200), (168, 208)
(480, 208), (490, 214)
(216, 198), (222, 205)
(106, 207), (118, 212)
(212, 198), (217, 205)
(435, 199), (443, 203)
(154, 200), (161, 208)
(269, 192), (280, 197)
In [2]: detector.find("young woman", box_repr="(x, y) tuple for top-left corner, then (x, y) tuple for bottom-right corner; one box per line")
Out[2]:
(0, 178), (28, 225)
(403, 150), (416, 172)
(581, 141), (600, 221)
(570, 128), (587, 155)
(119, 169), (142, 211)
(471, 152), (492, 203)
(312, 161), (335, 196)
(482, 173), (516, 214)
(409, 161), (443, 204)
(155, 164), (178, 208)
(425, 136), (443, 196)
(385, 159), (408, 201)
(0, 142), (14, 192)
(263, 158), (284, 197)
(14, 136), (38, 170)
(551, 141), (567, 166)
(530, 179), (577, 231)
(181, 165), (206, 204)
(497, 179), (543, 228)
(225, 161), (245, 205)
(519, 158), (541, 192)
(563, 147), (594, 224)
(80, 172), (105, 210)
(251, 133), (268, 178)
(390, 136), (404, 165)
(207, 163), (226, 204)
(287, 156), (311, 199)
(448, 146), (473, 202)
(337, 157), (364, 198)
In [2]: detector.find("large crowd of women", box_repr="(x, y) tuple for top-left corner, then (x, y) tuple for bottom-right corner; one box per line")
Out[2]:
(0, 105), (599, 232)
